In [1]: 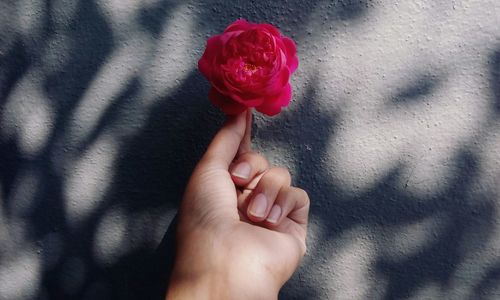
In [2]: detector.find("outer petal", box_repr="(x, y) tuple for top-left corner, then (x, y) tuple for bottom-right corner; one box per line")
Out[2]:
(224, 19), (256, 33)
(208, 87), (247, 115)
(230, 92), (265, 106)
(262, 66), (290, 96)
(198, 35), (223, 79)
(256, 83), (292, 116)
(281, 37), (299, 73)
(258, 23), (281, 37)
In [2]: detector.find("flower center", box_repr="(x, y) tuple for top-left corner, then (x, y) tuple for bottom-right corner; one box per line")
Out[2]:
(243, 63), (258, 72)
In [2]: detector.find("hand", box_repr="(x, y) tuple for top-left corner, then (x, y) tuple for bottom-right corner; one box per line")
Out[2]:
(166, 110), (310, 300)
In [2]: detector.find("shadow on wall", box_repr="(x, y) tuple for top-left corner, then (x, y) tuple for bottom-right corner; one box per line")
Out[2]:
(0, 0), (354, 299)
(261, 80), (499, 299)
(491, 49), (500, 114)
(389, 73), (444, 105)
(0, 0), (186, 299)
(1, 0), (499, 300)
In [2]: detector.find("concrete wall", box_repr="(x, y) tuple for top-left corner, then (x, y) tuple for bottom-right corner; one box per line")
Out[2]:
(1, 0), (500, 299)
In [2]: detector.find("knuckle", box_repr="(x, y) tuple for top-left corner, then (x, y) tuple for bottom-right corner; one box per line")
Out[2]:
(261, 167), (291, 186)
(294, 188), (310, 205)
(300, 242), (307, 257)
(239, 152), (269, 168)
(258, 168), (287, 188)
(250, 152), (269, 164)
(271, 166), (291, 179)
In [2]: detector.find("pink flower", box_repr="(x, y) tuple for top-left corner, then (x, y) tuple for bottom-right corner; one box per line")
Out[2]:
(198, 19), (299, 116)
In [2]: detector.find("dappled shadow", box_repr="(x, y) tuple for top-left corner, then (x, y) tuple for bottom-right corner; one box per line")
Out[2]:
(472, 263), (500, 300)
(258, 72), (499, 299)
(43, 0), (113, 110)
(375, 152), (496, 300)
(2, 0), (369, 299)
(0, 40), (31, 107)
(105, 71), (221, 211)
(491, 48), (500, 114)
(1, 0), (500, 300)
(138, 0), (183, 38)
(389, 73), (444, 105)
(334, 0), (375, 20)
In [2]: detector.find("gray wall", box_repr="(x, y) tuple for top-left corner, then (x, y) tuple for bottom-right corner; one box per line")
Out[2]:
(1, 0), (500, 299)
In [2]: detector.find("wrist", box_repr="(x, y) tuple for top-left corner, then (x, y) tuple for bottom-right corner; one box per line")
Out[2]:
(166, 229), (280, 300)
(167, 266), (279, 300)
(167, 261), (279, 300)
(166, 269), (230, 300)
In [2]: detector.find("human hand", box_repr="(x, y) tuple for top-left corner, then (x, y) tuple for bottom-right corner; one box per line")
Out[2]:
(166, 110), (309, 300)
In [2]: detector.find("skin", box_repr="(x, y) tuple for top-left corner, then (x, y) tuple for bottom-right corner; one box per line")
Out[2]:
(166, 110), (310, 300)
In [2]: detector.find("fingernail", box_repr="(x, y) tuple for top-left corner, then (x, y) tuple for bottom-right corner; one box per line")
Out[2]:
(231, 162), (251, 179)
(266, 205), (282, 224)
(249, 193), (267, 218)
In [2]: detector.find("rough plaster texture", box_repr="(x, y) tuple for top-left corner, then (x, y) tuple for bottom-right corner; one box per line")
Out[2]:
(1, 0), (500, 299)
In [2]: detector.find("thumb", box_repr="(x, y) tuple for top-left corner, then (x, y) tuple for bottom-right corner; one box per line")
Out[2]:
(201, 110), (248, 169)
(237, 109), (253, 156)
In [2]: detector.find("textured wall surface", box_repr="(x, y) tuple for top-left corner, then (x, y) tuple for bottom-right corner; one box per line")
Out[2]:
(1, 0), (500, 299)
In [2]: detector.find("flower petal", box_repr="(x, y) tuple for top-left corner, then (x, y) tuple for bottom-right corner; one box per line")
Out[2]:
(198, 35), (223, 79)
(208, 87), (247, 115)
(200, 20), (299, 117)
(230, 92), (265, 106)
(256, 83), (292, 116)
(258, 23), (281, 37)
(282, 37), (298, 73)
(262, 66), (289, 96)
